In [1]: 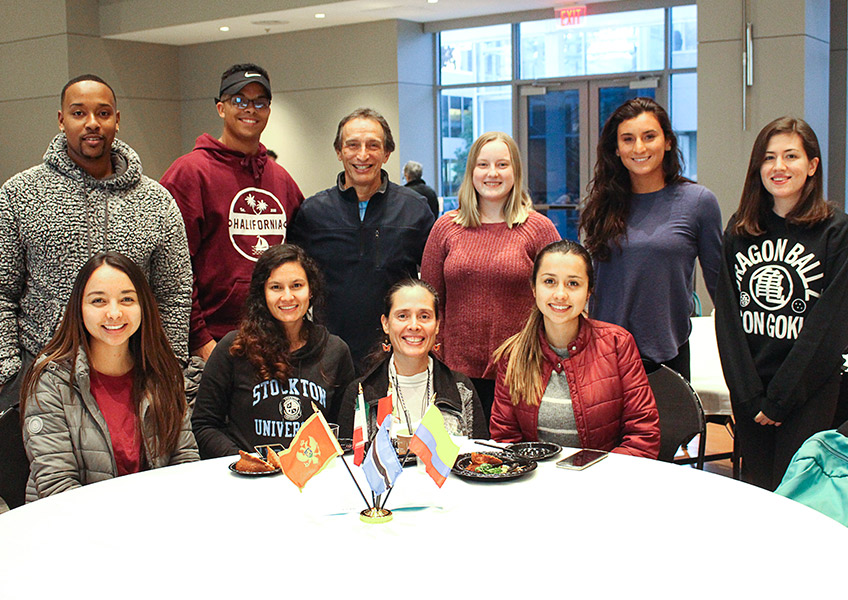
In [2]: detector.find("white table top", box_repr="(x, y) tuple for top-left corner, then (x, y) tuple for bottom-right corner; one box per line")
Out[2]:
(1, 443), (843, 598)
(690, 315), (732, 416)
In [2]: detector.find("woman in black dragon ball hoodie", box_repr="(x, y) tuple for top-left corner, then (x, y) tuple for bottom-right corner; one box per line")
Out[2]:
(716, 117), (848, 490)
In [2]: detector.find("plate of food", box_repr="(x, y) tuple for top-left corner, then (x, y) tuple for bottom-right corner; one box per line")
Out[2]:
(451, 452), (537, 482)
(505, 441), (562, 461)
(228, 449), (281, 476)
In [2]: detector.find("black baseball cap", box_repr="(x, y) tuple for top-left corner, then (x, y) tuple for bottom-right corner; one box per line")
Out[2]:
(218, 69), (272, 100)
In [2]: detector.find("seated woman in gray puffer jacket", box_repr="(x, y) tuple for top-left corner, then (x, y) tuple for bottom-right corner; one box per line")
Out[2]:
(21, 252), (197, 502)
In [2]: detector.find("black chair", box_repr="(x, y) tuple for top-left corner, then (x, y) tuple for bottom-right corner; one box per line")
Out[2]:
(0, 405), (29, 510)
(646, 364), (706, 469)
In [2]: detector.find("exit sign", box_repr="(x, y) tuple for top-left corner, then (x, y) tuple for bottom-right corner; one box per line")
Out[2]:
(559, 6), (586, 26)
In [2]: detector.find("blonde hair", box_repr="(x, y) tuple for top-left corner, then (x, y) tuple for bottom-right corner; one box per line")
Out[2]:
(453, 131), (533, 229)
(493, 240), (595, 406)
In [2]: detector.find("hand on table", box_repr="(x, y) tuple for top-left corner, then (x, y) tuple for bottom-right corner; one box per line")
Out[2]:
(754, 411), (781, 426)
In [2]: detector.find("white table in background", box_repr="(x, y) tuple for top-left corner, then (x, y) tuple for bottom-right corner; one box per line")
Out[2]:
(689, 315), (732, 417)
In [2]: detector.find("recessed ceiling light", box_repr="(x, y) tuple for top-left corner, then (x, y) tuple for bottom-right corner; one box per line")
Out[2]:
(219, 26), (230, 32)
(428, 0), (438, 3)
(315, 13), (326, 19)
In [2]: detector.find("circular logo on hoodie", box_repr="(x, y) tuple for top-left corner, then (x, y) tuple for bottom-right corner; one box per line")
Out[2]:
(279, 396), (302, 421)
(228, 187), (288, 261)
(748, 264), (793, 311)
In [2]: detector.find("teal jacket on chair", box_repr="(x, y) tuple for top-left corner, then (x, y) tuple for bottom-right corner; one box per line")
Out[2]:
(775, 421), (848, 526)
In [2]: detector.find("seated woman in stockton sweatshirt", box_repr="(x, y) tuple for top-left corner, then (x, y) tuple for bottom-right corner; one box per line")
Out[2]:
(192, 244), (354, 458)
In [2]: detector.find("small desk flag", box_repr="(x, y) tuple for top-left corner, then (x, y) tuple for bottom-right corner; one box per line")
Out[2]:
(376, 392), (393, 429)
(278, 409), (342, 491)
(361, 414), (403, 496)
(353, 384), (369, 466)
(409, 405), (460, 488)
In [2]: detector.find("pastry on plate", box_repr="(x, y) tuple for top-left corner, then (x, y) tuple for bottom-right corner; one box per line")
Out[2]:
(234, 450), (275, 473)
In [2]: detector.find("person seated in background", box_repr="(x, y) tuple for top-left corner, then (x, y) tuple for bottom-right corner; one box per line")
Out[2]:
(21, 252), (198, 502)
(403, 160), (439, 221)
(338, 279), (487, 439)
(192, 244), (354, 458)
(490, 240), (660, 458)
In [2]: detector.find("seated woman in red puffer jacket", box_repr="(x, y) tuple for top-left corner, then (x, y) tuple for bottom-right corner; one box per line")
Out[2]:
(490, 240), (660, 459)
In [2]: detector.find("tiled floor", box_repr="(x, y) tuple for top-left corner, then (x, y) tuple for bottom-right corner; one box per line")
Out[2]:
(677, 421), (735, 478)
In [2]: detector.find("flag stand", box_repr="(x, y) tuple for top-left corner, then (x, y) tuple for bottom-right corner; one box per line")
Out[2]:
(338, 454), (371, 512)
(359, 507), (393, 524)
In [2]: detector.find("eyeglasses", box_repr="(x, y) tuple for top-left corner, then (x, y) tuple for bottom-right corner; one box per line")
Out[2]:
(226, 95), (271, 110)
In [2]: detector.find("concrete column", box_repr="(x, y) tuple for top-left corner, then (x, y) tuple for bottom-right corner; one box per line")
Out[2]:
(0, 0), (73, 180)
(396, 20), (437, 189)
(698, 0), (831, 224)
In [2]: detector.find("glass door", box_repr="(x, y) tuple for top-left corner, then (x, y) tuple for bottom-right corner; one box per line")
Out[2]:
(519, 79), (659, 240)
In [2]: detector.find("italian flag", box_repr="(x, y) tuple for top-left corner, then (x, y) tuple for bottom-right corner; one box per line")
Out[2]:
(353, 383), (368, 466)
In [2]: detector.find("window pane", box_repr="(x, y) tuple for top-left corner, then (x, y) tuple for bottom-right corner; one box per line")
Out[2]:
(440, 25), (512, 85)
(671, 5), (698, 69)
(520, 9), (665, 80)
(671, 72), (698, 180)
(439, 86), (512, 207)
(527, 89), (580, 206)
(598, 86), (656, 130)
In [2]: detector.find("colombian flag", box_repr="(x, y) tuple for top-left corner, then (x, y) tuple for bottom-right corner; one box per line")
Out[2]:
(278, 409), (342, 491)
(409, 405), (460, 488)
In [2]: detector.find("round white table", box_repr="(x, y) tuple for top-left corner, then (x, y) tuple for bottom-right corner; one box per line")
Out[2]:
(0, 444), (844, 598)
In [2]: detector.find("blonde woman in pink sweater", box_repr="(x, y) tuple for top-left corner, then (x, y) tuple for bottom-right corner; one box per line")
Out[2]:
(421, 132), (560, 421)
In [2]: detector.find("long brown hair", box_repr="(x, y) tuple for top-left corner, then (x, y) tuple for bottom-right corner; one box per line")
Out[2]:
(581, 97), (688, 260)
(21, 252), (186, 459)
(732, 116), (831, 236)
(454, 131), (533, 229)
(229, 244), (325, 381)
(493, 240), (595, 406)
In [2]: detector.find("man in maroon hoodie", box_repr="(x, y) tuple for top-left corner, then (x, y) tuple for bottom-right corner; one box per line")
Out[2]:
(161, 63), (303, 362)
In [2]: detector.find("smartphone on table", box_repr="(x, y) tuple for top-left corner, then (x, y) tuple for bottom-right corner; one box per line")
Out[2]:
(556, 449), (608, 471)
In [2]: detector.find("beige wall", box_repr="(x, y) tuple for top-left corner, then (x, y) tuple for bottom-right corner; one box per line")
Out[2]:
(0, 0), (181, 181)
(0, 0), (71, 180)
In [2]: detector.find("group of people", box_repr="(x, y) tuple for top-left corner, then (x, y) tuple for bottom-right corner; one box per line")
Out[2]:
(1, 61), (845, 510)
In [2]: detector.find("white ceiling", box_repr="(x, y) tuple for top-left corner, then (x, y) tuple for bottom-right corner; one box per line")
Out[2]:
(100, 0), (572, 46)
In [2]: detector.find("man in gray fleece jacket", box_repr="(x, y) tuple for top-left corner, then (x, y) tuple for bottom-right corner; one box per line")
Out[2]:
(0, 74), (191, 411)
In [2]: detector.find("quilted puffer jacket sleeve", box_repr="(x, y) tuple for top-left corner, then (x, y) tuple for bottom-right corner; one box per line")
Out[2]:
(612, 330), (661, 459)
(490, 355), (525, 443)
(22, 370), (85, 499)
(167, 406), (199, 466)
